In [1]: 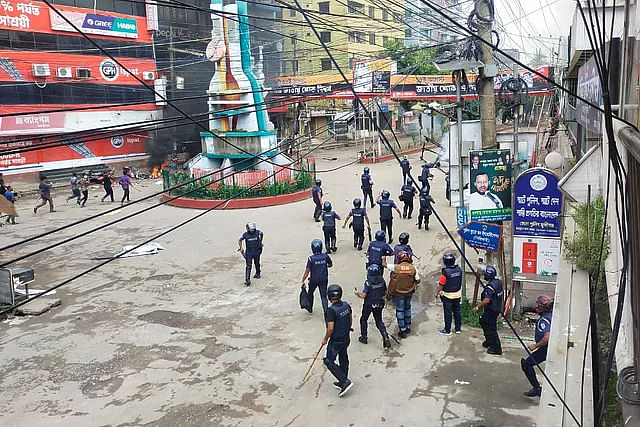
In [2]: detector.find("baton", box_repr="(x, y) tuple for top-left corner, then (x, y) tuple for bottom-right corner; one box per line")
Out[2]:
(367, 227), (372, 242)
(302, 342), (326, 384)
(390, 334), (401, 345)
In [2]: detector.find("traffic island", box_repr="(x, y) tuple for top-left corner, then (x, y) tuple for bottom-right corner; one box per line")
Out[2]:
(161, 188), (311, 210)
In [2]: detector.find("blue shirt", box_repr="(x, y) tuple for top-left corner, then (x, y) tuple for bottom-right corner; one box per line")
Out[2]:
(362, 277), (387, 304)
(4, 190), (15, 203)
(400, 159), (410, 172)
(393, 243), (413, 262)
(240, 230), (263, 254)
(535, 311), (552, 346)
(377, 199), (397, 219)
(39, 181), (51, 198)
(401, 184), (416, 199)
(306, 253), (332, 283)
(312, 185), (323, 203)
(349, 207), (367, 228)
(361, 173), (372, 189)
(367, 241), (393, 265)
(321, 211), (340, 228)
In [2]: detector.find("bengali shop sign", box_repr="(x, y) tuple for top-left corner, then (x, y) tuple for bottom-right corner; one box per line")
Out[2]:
(0, 1), (44, 31)
(513, 168), (563, 238)
(0, 113), (66, 132)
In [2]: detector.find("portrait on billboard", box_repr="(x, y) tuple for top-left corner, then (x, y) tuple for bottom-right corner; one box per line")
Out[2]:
(468, 149), (512, 222)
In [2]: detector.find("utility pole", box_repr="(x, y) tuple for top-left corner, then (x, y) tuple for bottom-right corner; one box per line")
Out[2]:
(512, 62), (522, 316)
(475, 1), (496, 149)
(455, 71), (467, 297)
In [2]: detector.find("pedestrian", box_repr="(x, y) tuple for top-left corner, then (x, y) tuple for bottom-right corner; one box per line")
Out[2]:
(354, 264), (391, 348)
(321, 201), (340, 253)
(418, 162), (432, 191)
(417, 187), (435, 230)
(384, 251), (420, 338)
(521, 294), (553, 397)
(66, 172), (81, 205)
(400, 155), (411, 184)
(78, 174), (90, 207)
(238, 222), (263, 286)
(33, 175), (55, 214)
(366, 230), (393, 269)
(360, 167), (374, 208)
(4, 185), (17, 224)
(376, 190), (401, 244)
(0, 172), (5, 196)
(400, 178), (417, 219)
(312, 178), (323, 222)
(393, 232), (413, 263)
(472, 265), (503, 355)
(342, 198), (370, 251)
(435, 252), (463, 336)
(300, 239), (333, 315)
(322, 284), (354, 397)
(101, 172), (115, 202)
(119, 173), (132, 204)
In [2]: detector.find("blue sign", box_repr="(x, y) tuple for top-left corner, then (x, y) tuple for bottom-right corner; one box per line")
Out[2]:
(513, 169), (563, 238)
(456, 206), (468, 228)
(457, 221), (502, 252)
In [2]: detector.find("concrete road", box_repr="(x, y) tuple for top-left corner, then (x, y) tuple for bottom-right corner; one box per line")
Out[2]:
(0, 148), (540, 426)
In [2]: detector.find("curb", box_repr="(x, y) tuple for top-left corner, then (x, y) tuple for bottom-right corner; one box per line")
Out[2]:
(161, 188), (311, 209)
(360, 147), (425, 164)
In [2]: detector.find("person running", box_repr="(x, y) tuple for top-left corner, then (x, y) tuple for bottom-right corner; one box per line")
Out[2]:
(34, 176), (55, 214)
(66, 172), (81, 205)
(101, 172), (115, 202)
(78, 174), (90, 207)
(119, 173), (133, 204)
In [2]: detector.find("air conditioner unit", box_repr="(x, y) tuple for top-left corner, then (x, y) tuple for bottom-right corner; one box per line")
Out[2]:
(142, 71), (155, 81)
(32, 64), (50, 77)
(76, 68), (91, 79)
(56, 67), (72, 78)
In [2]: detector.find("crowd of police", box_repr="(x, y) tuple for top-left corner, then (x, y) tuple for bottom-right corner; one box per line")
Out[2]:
(236, 155), (554, 399)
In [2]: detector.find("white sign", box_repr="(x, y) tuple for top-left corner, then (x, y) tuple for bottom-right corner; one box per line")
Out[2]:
(513, 236), (561, 282)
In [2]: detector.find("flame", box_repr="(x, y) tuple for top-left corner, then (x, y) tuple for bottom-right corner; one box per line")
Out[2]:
(151, 166), (160, 179)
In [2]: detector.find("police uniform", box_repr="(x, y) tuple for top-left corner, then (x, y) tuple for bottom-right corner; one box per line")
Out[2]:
(417, 191), (434, 229)
(418, 166), (431, 190)
(321, 210), (341, 252)
(439, 264), (463, 333)
(361, 173), (374, 208)
(348, 207), (368, 250)
(400, 158), (411, 184)
(312, 184), (323, 221)
(359, 277), (388, 340)
(400, 183), (416, 219)
(324, 300), (352, 388)
(393, 243), (413, 263)
(377, 199), (398, 243)
(306, 253), (333, 314)
(366, 240), (393, 268)
(479, 278), (504, 353)
(521, 311), (552, 392)
(240, 229), (263, 284)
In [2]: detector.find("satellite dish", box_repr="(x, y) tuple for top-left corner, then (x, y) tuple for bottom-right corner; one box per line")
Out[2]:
(545, 151), (563, 170)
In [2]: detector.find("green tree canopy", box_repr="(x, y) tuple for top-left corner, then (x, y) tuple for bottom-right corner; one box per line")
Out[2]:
(380, 40), (444, 75)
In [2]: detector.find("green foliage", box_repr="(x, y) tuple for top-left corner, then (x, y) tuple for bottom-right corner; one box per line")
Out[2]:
(564, 196), (610, 281)
(461, 297), (481, 327)
(295, 169), (312, 190)
(568, 157), (578, 168)
(380, 39), (444, 75)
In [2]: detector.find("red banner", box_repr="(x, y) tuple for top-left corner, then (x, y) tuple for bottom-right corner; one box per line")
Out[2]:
(0, 112), (66, 131)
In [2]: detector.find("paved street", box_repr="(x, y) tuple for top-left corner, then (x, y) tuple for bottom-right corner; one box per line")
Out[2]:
(0, 148), (539, 426)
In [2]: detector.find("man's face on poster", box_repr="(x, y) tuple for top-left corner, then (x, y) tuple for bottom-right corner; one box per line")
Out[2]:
(475, 173), (489, 194)
(472, 156), (479, 168)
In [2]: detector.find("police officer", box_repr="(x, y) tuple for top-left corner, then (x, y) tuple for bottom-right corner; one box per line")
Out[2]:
(393, 232), (413, 263)
(521, 294), (553, 397)
(435, 252), (462, 335)
(321, 201), (341, 253)
(418, 162), (432, 191)
(417, 187), (435, 230)
(376, 190), (401, 244)
(400, 179), (417, 219)
(360, 167), (375, 209)
(322, 284), (354, 397)
(301, 239), (333, 315)
(312, 178), (323, 222)
(354, 264), (391, 348)
(472, 266), (503, 355)
(400, 155), (411, 184)
(366, 230), (393, 269)
(238, 222), (264, 286)
(342, 198), (371, 251)
(384, 251), (420, 338)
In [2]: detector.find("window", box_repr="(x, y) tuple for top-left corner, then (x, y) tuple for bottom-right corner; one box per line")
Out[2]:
(292, 60), (299, 74)
(321, 59), (332, 71)
(405, 28), (412, 38)
(289, 9), (296, 17)
(382, 9), (390, 21)
(420, 28), (431, 38)
(369, 6), (375, 18)
(393, 13), (401, 23)
(349, 57), (354, 69)
(318, 2), (329, 13)
(356, 32), (366, 43)
(347, 1), (363, 14)
(369, 32), (375, 45)
(383, 36), (389, 45)
(320, 31), (332, 43)
(348, 31), (356, 42)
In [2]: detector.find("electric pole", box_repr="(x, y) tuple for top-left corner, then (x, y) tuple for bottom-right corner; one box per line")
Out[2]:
(475, 1), (496, 149)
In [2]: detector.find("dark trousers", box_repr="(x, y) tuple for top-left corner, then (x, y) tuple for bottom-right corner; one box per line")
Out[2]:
(380, 217), (393, 242)
(362, 188), (374, 208)
(67, 188), (81, 204)
(360, 302), (387, 338)
(402, 170), (409, 185)
(480, 310), (501, 351)
(323, 226), (336, 251)
(521, 347), (548, 389)
(417, 208), (431, 228)
(121, 188), (130, 203)
(324, 337), (350, 386)
(313, 201), (322, 220)
(245, 252), (261, 282)
(402, 199), (414, 218)
(308, 280), (328, 314)
(34, 196), (54, 212)
(80, 190), (88, 206)
(441, 295), (462, 332)
(353, 225), (365, 249)
(102, 187), (114, 202)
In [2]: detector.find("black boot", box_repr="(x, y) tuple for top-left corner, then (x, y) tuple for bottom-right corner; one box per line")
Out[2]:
(245, 267), (251, 286)
(383, 334), (391, 348)
(358, 336), (368, 344)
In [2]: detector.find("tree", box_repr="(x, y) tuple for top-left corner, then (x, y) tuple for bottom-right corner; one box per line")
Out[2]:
(379, 39), (443, 75)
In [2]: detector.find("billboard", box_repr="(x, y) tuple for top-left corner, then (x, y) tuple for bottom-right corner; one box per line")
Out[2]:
(513, 236), (560, 282)
(513, 168), (563, 238)
(576, 55), (602, 133)
(50, 10), (138, 38)
(353, 59), (395, 93)
(468, 149), (512, 222)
